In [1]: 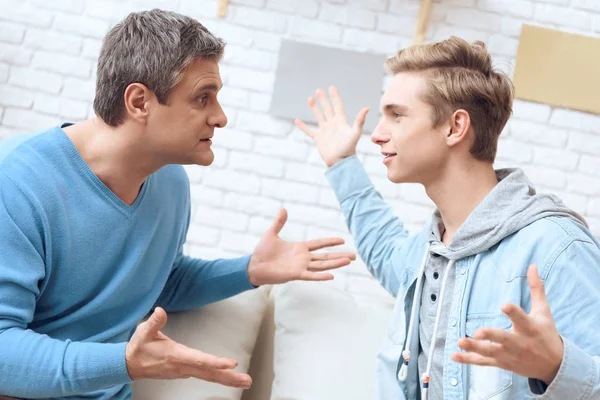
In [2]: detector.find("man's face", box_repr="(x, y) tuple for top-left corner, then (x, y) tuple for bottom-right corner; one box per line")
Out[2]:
(146, 58), (227, 166)
(371, 72), (450, 185)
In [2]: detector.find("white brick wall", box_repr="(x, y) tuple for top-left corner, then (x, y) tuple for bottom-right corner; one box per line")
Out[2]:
(268, 0), (320, 18)
(0, 63), (8, 83)
(290, 17), (343, 42)
(478, 0), (535, 19)
(1, 0), (600, 260)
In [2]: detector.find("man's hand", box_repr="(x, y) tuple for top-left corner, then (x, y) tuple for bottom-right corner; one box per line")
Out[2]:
(247, 208), (356, 286)
(295, 86), (369, 168)
(452, 265), (564, 385)
(126, 308), (252, 389)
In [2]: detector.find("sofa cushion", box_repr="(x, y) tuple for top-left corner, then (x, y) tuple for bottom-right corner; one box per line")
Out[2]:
(132, 286), (271, 400)
(270, 272), (394, 400)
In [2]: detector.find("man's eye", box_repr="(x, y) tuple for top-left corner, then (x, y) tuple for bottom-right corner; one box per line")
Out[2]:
(197, 95), (208, 106)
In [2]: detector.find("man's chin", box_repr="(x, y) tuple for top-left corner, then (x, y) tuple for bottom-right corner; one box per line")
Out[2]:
(194, 151), (214, 166)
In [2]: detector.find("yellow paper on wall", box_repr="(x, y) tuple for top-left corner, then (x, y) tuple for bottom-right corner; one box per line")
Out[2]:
(514, 24), (600, 115)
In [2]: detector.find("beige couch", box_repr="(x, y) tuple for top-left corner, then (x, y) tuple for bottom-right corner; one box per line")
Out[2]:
(132, 262), (395, 400)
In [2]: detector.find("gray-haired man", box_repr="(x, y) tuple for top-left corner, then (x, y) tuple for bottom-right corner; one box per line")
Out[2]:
(0, 9), (355, 399)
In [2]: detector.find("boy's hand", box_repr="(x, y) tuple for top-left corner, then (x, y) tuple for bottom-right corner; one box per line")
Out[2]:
(295, 86), (369, 168)
(452, 265), (563, 386)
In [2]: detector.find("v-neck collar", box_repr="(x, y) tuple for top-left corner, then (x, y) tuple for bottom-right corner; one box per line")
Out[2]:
(57, 123), (151, 217)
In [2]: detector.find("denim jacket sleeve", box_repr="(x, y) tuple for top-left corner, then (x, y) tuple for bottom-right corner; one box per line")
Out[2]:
(529, 239), (600, 400)
(325, 155), (413, 297)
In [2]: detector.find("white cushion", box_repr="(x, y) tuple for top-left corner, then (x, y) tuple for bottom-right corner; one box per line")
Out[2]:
(132, 286), (271, 400)
(270, 270), (394, 400)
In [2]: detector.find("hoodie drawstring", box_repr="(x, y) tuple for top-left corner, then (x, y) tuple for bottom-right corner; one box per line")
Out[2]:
(397, 245), (430, 382)
(397, 244), (456, 400)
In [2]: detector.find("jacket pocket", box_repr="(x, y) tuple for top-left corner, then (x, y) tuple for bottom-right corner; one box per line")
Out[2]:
(465, 314), (513, 400)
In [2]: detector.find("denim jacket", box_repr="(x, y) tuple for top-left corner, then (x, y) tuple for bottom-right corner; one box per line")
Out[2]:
(326, 156), (600, 400)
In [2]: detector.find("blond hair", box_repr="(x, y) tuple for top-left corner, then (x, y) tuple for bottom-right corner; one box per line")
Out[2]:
(385, 36), (514, 162)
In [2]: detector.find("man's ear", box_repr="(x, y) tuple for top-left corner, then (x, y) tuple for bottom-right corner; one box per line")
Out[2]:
(123, 83), (152, 124)
(446, 109), (471, 147)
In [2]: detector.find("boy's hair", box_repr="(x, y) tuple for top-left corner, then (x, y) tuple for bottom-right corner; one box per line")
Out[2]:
(93, 9), (225, 126)
(385, 36), (514, 162)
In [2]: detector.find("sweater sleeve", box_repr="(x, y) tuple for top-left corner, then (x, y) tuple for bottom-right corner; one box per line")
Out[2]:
(154, 196), (254, 313)
(0, 172), (131, 398)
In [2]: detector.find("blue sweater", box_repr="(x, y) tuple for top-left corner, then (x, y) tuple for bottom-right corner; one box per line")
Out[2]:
(0, 126), (253, 399)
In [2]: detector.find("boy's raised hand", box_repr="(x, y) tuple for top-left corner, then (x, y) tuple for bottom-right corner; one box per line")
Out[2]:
(295, 86), (369, 168)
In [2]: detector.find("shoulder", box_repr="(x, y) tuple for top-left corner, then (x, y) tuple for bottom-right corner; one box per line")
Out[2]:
(493, 217), (598, 280)
(0, 128), (67, 210)
(0, 128), (58, 164)
(518, 216), (592, 244)
(153, 164), (190, 190)
(0, 127), (63, 185)
(150, 165), (192, 213)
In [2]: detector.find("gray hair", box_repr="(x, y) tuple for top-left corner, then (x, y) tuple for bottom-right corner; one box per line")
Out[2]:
(93, 9), (226, 126)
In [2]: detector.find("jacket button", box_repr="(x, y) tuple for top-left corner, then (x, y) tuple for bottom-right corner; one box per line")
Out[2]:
(450, 378), (458, 386)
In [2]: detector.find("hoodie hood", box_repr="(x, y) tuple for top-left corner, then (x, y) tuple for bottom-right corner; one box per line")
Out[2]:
(428, 168), (587, 260)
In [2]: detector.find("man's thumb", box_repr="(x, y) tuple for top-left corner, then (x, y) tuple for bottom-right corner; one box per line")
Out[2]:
(145, 307), (167, 335)
(269, 208), (288, 235)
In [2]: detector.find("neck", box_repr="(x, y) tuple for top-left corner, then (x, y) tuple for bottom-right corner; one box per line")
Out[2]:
(425, 159), (498, 245)
(63, 118), (163, 205)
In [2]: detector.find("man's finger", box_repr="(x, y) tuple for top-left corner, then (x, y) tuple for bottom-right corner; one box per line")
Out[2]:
(501, 302), (533, 333)
(352, 107), (369, 133)
(173, 344), (239, 370)
(305, 237), (345, 251)
(308, 96), (326, 125)
(299, 271), (335, 281)
(143, 307), (167, 338)
(528, 264), (550, 313)
(457, 337), (503, 358)
(329, 86), (346, 117)
(308, 258), (352, 271)
(451, 351), (498, 367)
(316, 88), (334, 119)
(310, 252), (356, 261)
(269, 208), (287, 235)
(195, 369), (253, 389)
(294, 119), (316, 139)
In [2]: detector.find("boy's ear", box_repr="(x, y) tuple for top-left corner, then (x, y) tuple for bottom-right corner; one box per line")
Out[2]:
(446, 109), (471, 147)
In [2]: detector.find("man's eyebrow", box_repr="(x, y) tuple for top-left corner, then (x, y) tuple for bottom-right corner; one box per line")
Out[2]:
(382, 103), (409, 113)
(195, 83), (222, 92)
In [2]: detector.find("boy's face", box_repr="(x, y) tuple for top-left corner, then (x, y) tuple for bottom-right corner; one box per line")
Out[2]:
(145, 58), (227, 166)
(371, 72), (450, 185)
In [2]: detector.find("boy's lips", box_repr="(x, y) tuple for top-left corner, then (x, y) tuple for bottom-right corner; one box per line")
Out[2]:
(382, 151), (397, 164)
